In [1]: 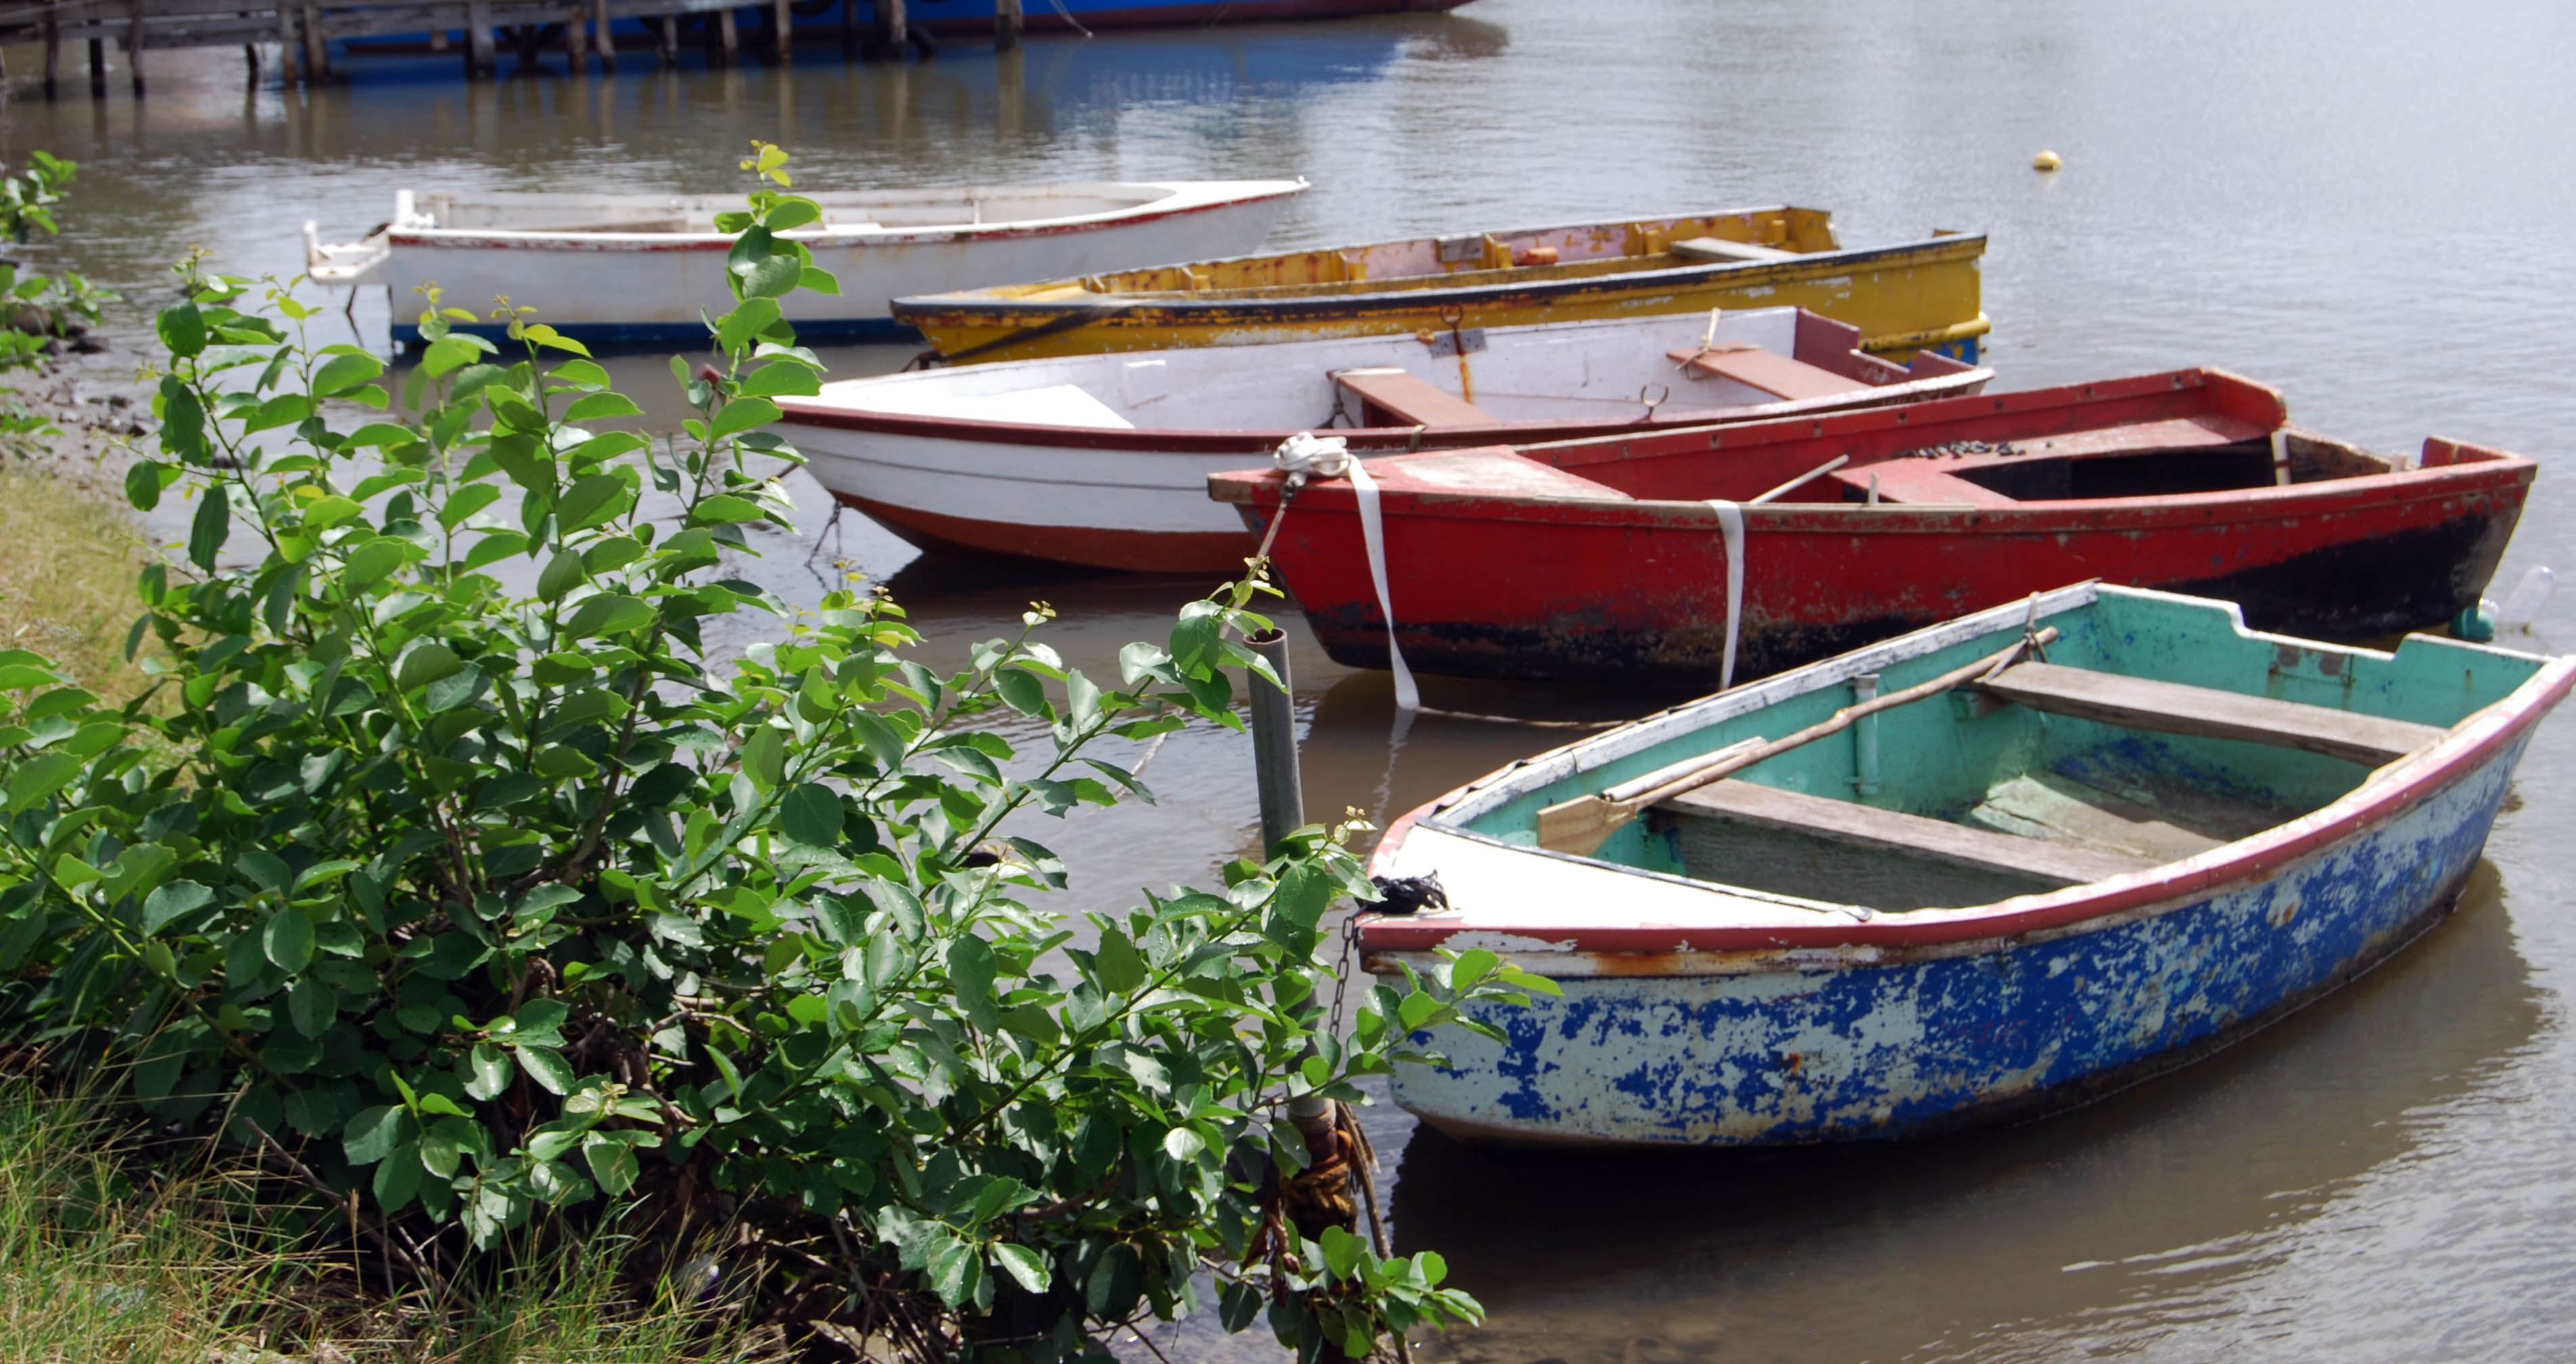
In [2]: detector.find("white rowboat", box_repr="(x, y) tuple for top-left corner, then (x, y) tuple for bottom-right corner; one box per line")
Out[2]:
(775, 307), (1988, 572)
(303, 179), (1306, 348)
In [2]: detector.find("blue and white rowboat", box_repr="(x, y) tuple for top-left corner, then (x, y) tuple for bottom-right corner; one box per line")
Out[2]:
(1359, 583), (2572, 1147)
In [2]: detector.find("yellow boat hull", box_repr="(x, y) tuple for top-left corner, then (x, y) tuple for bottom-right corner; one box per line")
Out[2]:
(892, 207), (1988, 365)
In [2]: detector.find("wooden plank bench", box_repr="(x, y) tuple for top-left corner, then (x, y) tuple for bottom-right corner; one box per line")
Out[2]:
(1664, 343), (1861, 402)
(1662, 779), (2159, 888)
(1331, 367), (1500, 428)
(1979, 662), (2449, 767)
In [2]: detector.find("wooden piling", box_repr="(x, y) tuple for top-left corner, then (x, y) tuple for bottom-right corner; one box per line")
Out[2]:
(657, 13), (678, 66)
(302, 3), (328, 79)
(243, 42), (261, 83)
(566, 3), (588, 71)
(276, 3), (300, 83)
(715, 7), (737, 66)
(465, 0), (496, 77)
(771, 0), (792, 64)
(868, 0), (903, 60)
(42, 18), (60, 99)
(840, 0), (857, 57)
(87, 37), (105, 99)
(126, 0), (145, 95)
(995, 0), (1020, 51)
(593, 0), (614, 71)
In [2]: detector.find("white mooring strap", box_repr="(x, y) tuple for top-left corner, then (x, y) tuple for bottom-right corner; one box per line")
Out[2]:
(1347, 457), (1420, 712)
(1708, 499), (1744, 691)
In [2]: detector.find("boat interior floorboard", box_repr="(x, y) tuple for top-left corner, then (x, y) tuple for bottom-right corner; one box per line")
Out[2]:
(1962, 769), (2276, 863)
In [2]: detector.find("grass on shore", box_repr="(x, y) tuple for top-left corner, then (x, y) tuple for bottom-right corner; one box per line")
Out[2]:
(0, 1080), (772, 1363)
(0, 461), (152, 702)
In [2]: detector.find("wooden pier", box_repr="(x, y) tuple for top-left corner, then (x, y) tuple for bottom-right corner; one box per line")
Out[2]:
(0, 0), (1012, 93)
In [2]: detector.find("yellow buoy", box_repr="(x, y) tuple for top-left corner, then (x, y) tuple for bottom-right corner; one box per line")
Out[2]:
(2032, 150), (2063, 172)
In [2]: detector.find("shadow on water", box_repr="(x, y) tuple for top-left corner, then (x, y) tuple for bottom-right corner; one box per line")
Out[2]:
(1387, 860), (2548, 1363)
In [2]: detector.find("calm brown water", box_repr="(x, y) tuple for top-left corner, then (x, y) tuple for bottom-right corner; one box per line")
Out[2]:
(7, 1), (2576, 1356)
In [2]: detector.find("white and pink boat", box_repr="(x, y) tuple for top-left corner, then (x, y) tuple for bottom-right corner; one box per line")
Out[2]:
(776, 307), (1989, 572)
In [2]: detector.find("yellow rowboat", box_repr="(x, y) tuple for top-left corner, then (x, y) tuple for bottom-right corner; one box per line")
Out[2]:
(890, 206), (1988, 365)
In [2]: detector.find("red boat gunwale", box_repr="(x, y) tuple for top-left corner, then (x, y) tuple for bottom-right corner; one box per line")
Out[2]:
(1359, 656), (2576, 958)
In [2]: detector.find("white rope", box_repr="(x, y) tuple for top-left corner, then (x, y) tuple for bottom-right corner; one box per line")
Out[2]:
(1044, 0), (1093, 38)
(1708, 499), (1744, 690)
(1273, 430), (1351, 482)
(1349, 457), (1419, 712)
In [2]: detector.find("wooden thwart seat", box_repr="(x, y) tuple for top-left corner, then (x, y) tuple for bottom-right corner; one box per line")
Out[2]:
(1979, 662), (2449, 767)
(1661, 779), (2158, 888)
(1664, 344), (1861, 402)
(1332, 367), (1499, 428)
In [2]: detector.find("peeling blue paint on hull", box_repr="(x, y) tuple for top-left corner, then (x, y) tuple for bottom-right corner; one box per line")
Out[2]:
(1393, 734), (2530, 1148)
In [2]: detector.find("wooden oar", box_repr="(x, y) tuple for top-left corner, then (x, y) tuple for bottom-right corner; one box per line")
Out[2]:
(1534, 628), (2058, 856)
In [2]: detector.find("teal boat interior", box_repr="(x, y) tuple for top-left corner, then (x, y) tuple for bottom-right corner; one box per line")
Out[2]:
(1457, 587), (2550, 913)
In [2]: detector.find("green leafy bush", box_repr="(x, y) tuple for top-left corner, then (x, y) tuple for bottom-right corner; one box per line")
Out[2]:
(0, 152), (120, 451)
(0, 145), (1547, 1361)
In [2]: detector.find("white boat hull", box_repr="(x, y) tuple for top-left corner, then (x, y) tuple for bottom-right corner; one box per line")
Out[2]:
(777, 309), (1988, 572)
(307, 181), (1305, 347)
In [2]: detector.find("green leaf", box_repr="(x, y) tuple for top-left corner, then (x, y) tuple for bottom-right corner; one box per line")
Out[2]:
(536, 549), (586, 603)
(563, 392), (643, 423)
(946, 934), (999, 1032)
(738, 254), (802, 300)
(436, 482), (502, 532)
(1093, 928), (1148, 995)
(722, 729), (782, 794)
(514, 1045), (574, 1095)
(713, 297), (779, 354)
(992, 1243), (1050, 1295)
(687, 494), (766, 526)
(5, 750), (82, 812)
(993, 667), (1049, 718)
(187, 484), (229, 572)
(394, 641), (464, 692)
(564, 593), (654, 639)
(1162, 1127), (1204, 1162)
(464, 1043), (514, 1101)
(123, 459), (175, 512)
(779, 782), (844, 847)
(583, 1132), (639, 1195)
(344, 537), (411, 589)
(763, 198), (820, 231)
(141, 880), (213, 934)
(313, 351), (387, 396)
(709, 396), (781, 440)
(156, 302), (205, 358)
(342, 1104), (409, 1164)
(263, 909), (315, 972)
(553, 472), (631, 530)
(1320, 1225), (1366, 1280)
(738, 363), (823, 399)
(288, 978), (336, 1039)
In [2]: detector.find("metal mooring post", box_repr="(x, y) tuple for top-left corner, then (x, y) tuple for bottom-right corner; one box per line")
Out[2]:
(1246, 627), (1304, 855)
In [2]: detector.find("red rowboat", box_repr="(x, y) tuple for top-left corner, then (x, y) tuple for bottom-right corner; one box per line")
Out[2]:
(1206, 370), (2533, 685)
